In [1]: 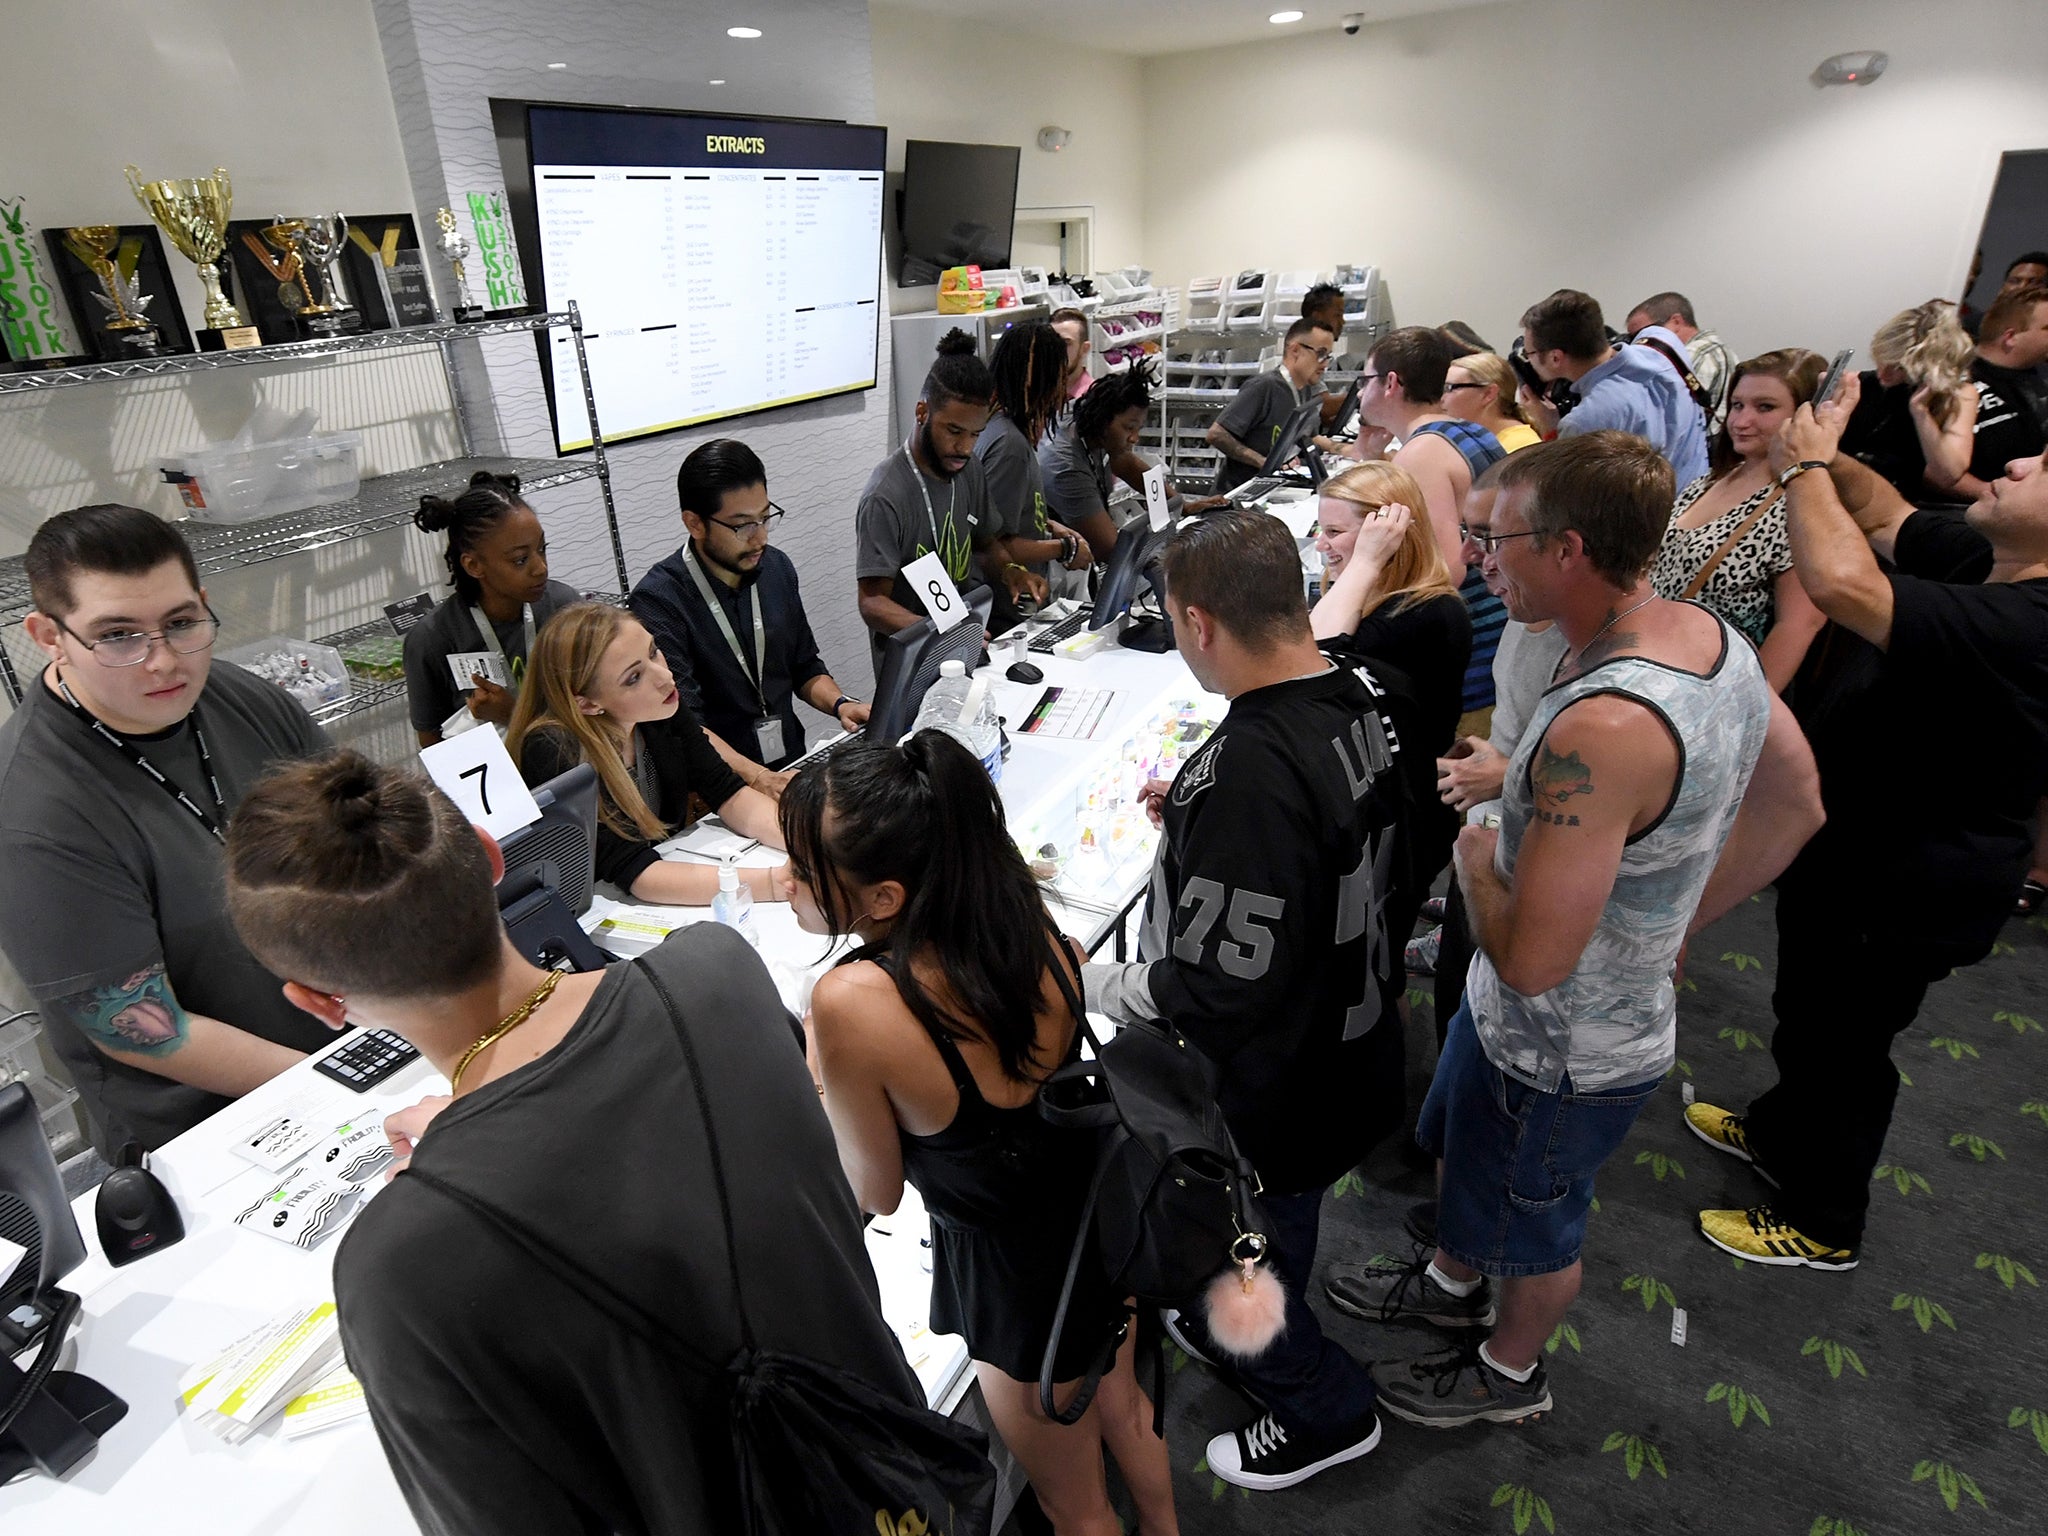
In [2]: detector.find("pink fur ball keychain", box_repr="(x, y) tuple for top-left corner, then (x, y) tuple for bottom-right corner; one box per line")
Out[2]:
(1203, 1228), (1288, 1359)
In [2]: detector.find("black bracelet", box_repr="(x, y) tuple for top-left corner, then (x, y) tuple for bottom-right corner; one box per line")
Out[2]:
(831, 694), (857, 720)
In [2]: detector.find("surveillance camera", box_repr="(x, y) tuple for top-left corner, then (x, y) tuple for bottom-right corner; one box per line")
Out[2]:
(1343, 12), (1363, 33)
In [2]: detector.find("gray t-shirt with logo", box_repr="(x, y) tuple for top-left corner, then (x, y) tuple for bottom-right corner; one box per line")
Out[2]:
(854, 444), (995, 662)
(0, 662), (334, 1153)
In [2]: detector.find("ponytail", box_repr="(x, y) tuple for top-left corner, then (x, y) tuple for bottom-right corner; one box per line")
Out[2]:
(413, 469), (527, 603)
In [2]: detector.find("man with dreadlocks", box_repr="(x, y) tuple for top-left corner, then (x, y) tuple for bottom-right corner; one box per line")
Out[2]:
(1041, 358), (1227, 562)
(974, 319), (1096, 599)
(854, 329), (1046, 661)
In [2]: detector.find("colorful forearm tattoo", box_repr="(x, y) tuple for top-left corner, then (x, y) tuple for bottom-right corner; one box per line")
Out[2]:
(63, 964), (191, 1057)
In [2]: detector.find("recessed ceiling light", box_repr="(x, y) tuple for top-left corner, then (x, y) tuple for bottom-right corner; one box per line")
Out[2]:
(1270, 9), (1305, 21)
(709, 79), (726, 85)
(546, 61), (567, 69)
(727, 26), (762, 38)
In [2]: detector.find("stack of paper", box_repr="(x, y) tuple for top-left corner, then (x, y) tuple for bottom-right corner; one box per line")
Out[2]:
(281, 1362), (370, 1439)
(177, 1302), (346, 1444)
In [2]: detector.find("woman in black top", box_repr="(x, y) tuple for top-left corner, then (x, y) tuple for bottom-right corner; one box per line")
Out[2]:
(402, 470), (582, 746)
(789, 733), (1179, 1536)
(508, 602), (786, 905)
(1839, 300), (1977, 503)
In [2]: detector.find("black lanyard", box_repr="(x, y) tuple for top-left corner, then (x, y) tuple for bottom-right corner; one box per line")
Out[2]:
(55, 675), (227, 844)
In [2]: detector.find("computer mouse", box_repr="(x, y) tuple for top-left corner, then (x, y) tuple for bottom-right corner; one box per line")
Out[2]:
(1006, 661), (1045, 685)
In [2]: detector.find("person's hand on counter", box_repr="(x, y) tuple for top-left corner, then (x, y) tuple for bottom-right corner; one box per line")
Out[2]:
(1138, 776), (1172, 828)
(384, 1094), (451, 1180)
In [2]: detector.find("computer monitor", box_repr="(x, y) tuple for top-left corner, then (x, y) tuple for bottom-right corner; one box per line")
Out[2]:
(1327, 374), (1362, 437)
(1088, 519), (1173, 634)
(1259, 395), (1325, 475)
(497, 763), (601, 917)
(868, 583), (997, 742)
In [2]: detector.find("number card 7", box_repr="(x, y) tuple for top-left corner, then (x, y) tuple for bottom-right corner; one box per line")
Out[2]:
(420, 727), (543, 841)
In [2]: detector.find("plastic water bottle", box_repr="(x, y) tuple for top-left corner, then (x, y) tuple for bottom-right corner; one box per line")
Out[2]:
(711, 862), (758, 946)
(910, 658), (1005, 783)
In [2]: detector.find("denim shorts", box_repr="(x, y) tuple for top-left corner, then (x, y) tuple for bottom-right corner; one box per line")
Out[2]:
(1416, 1001), (1662, 1277)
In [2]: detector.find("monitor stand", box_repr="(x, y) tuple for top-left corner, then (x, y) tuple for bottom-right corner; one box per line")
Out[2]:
(1117, 615), (1175, 653)
(0, 1290), (128, 1481)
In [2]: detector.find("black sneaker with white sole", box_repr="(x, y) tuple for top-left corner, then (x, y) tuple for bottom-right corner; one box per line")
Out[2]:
(1325, 1252), (1497, 1328)
(1205, 1409), (1382, 1491)
(1159, 1306), (1217, 1367)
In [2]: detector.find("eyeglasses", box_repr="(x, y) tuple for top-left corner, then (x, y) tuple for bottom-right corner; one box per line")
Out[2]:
(1459, 525), (1542, 554)
(708, 502), (787, 537)
(1356, 371), (1388, 386)
(57, 608), (221, 667)
(1443, 381), (1487, 394)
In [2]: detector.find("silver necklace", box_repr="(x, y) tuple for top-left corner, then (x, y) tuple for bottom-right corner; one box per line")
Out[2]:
(1570, 593), (1657, 666)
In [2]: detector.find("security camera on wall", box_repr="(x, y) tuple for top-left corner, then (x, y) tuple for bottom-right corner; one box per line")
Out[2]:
(1342, 12), (1364, 33)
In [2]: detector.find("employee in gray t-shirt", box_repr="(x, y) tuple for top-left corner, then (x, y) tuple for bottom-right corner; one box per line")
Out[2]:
(855, 330), (1042, 662)
(0, 506), (335, 1154)
(1207, 317), (1335, 494)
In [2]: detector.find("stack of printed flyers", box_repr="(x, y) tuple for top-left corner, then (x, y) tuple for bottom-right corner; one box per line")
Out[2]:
(177, 1302), (367, 1441)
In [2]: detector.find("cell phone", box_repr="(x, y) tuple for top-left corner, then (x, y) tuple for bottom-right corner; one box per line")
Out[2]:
(1508, 348), (1546, 395)
(1812, 348), (1855, 410)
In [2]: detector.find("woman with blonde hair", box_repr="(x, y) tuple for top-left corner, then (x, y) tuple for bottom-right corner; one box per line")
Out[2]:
(1840, 299), (1978, 501)
(508, 602), (788, 905)
(1440, 352), (1541, 452)
(1650, 349), (1829, 691)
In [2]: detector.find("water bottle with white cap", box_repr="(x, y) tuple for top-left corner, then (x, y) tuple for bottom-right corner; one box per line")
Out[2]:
(909, 659), (1005, 783)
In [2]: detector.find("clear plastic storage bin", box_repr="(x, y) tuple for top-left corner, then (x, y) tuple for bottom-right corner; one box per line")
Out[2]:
(160, 432), (362, 523)
(221, 636), (351, 711)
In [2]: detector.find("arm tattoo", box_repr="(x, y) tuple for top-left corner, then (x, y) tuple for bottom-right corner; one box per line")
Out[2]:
(58, 964), (191, 1057)
(1531, 742), (1595, 827)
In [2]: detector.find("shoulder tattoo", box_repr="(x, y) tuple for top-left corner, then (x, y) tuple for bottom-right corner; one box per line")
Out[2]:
(1530, 741), (1595, 828)
(58, 964), (191, 1057)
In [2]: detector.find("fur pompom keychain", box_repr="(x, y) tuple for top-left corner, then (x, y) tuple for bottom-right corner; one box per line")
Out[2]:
(1203, 1229), (1287, 1359)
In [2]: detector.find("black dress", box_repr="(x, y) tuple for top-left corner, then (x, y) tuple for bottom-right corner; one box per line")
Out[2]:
(845, 944), (1124, 1383)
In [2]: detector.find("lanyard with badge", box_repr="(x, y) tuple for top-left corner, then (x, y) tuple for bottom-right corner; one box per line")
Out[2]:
(902, 441), (958, 576)
(54, 674), (226, 844)
(467, 602), (536, 686)
(682, 541), (786, 763)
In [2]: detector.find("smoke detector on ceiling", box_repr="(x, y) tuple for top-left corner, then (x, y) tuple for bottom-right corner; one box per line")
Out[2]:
(1814, 50), (1887, 86)
(1037, 127), (1072, 153)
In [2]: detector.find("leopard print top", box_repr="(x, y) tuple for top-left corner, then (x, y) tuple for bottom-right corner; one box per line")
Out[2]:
(1650, 474), (1792, 645)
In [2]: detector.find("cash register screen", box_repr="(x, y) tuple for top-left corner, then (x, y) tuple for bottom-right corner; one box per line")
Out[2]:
(525, 103), (886, 452)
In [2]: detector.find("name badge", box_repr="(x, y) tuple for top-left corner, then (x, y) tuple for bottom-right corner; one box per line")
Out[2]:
(755, 716), (789, 762)
(446, 651), (509, 690)
(902, 550), (967, 633)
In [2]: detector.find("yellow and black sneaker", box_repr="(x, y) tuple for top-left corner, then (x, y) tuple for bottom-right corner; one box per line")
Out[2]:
(1697, 1204), (1858, 1270)
(1684, 1102), (1777, 1186)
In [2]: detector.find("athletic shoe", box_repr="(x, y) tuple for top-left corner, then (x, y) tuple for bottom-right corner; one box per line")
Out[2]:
(1325, 1252), (1496, 1328)
(1205, 1409), (1382, 1491)
(1370, 1343), (1552, 1429)
(1159, 1306), (1216, 1367)
(1406, 927), (1442, 977)
(1697, 1204), (1859, 1270)
(1403, 1198), (1437, 1249)
(1684, 1102), (1779, 1187)
(1421, 895), (1447, 923)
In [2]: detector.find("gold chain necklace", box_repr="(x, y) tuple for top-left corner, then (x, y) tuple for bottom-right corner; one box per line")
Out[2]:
(450, 970), (562, 1093)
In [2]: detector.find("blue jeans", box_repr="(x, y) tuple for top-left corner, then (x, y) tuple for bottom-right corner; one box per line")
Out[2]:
(1417, 1002), (1662, 1277)
(1175, 1187), (1378, 1436)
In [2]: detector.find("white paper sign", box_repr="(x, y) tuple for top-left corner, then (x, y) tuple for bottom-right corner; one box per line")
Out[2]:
(446, 650), (509, 690)
(1143, 463), (1171, 531)
(902, 550), (968, 633)
(420, 727), (542, 841)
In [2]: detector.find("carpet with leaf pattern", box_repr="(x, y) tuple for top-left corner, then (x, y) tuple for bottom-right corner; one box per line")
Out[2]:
(1152, 891), (2048, 1536)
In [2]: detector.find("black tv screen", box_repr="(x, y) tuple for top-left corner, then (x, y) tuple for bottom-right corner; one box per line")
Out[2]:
(518, 102), (886, 452)
(898, 139), (1021, 288)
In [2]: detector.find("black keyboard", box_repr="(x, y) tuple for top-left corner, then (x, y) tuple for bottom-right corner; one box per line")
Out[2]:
(1227, 475), (1286, 503)
(1028, 606), (1096, 653)
(312, 1028), (420, 1092)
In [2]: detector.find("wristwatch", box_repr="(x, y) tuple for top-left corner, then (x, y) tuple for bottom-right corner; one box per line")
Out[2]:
(831, 694), (858, 723)
(1778, 459), (1831, 488)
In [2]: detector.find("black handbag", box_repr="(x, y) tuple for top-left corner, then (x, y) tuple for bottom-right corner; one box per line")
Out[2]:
(409, 958), (996, 1536)
(1033, 960), (1267, 1425)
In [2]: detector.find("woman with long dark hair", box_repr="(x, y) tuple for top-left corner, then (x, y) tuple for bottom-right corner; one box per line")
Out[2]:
(401, 470), (580, 746)
(785, 732), (1178, 1536)
(975, 320), (1095, 591)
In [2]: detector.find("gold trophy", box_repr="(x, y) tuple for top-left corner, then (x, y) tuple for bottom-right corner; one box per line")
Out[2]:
(60, 225), (163, 358)
(435, 206), (484, 322)
(124, 164), (259, 351)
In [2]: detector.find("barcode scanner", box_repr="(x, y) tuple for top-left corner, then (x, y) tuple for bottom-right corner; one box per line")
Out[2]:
(95, 1146), (184, 1267)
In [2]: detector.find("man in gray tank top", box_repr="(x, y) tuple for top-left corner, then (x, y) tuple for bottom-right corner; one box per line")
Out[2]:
(1325, 432), (1823, 1429)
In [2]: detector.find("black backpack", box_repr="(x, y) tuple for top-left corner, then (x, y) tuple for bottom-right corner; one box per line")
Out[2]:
(1033, 961), (1268, 1424)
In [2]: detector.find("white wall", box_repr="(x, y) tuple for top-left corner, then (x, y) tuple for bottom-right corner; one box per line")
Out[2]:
(871, 1), (1147, 312)
(1140, 0), (2048, 359)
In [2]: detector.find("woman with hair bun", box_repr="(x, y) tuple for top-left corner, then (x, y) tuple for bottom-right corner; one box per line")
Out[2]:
(787, 731), (1179, 1536)
(401, 470), (581, 745)
(1838, 299), (1979, 504)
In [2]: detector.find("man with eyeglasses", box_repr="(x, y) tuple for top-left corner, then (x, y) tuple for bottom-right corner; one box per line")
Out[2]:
(631, 439), (867, 779)
(0, 504), (335, 1154)
(1207, 317), (1336, 495)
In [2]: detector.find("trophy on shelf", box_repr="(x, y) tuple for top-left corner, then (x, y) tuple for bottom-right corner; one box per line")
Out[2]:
(264, 215), (362, 338)
(435, 206), (484, 323)
(124, 164), (261, 351)
(59, 225), (163, 357)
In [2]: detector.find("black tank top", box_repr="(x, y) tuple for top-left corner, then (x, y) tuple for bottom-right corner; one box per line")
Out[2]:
(841, 940), (1093, 1232)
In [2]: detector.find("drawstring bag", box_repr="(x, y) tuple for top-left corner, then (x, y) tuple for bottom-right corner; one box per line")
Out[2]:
(408, 958), (995, 1536)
